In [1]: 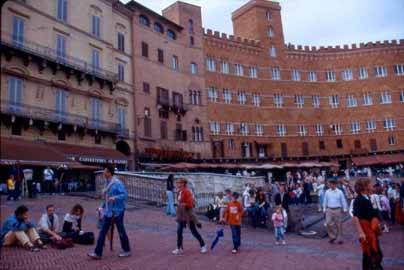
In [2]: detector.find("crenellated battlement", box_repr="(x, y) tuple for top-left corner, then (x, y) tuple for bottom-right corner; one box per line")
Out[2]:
(203, 28), (262, 48)
(286, 39), (404, 53)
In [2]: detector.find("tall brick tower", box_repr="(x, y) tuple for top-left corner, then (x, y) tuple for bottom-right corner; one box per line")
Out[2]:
(232, 0), (285, 60)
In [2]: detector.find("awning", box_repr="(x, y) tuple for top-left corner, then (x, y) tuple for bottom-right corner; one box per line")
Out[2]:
(0, 138), (129, 167)
(160, 160), (339, 171)
(49, 143), (131, 165)
(1, 137), (79, 167)
(352, 154), (404, 166)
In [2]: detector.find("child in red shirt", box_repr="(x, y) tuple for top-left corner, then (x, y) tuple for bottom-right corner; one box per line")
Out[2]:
(225, 192), (243, 254)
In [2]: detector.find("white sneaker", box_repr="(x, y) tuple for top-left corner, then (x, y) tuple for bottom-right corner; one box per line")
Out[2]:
(275, 241), (279, 245)
(231, 249), (237, 254)
(282, 240), (286, 245)
(172, 248), (183, 255)
(200, 245), (208, 254)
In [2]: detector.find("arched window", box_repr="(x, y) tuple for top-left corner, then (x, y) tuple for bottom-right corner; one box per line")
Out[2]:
(154, 22), (164, 34)
(188, 19), (193, 34)
(167, 29), (176, 40)
(139, 15), (150, 27)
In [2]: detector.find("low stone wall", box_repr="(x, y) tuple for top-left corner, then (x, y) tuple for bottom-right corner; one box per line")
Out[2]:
(95, 171), (265, 208)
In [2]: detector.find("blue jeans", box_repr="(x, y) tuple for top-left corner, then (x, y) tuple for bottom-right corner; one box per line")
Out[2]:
(94, 211), (130, 256)
(166, 190), (176, 216)
(274, 226), (284, 241)
(247, 206), (258, 227)
(230, 225), (241, 250)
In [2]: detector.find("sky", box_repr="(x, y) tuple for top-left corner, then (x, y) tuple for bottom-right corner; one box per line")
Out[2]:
(122, 0), (404, 47)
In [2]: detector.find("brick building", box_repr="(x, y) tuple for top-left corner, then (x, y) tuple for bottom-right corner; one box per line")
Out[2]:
(1, 0), (403, 169)
(204, 0), (404, 167)
(126, 1), (211, 163)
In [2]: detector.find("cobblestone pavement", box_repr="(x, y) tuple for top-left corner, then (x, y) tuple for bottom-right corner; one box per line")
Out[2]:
(1, 195), (403, 270)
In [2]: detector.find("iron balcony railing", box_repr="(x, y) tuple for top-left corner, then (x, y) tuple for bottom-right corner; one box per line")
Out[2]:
(1, 31), (118, 82)
(1, 100), (129, 137)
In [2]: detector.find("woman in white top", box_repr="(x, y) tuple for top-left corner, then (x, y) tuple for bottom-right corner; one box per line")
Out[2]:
(316, 180), (326, 212)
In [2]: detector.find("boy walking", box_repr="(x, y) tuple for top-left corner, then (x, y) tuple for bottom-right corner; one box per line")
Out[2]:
(225, 192), (243, 254)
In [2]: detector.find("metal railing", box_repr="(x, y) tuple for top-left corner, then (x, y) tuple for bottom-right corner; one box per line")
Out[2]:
(1, 31), (118, 82)
(1, 100), (129, 136)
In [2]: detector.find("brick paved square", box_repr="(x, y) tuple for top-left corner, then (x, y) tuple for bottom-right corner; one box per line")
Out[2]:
(1, 195), (403, 270)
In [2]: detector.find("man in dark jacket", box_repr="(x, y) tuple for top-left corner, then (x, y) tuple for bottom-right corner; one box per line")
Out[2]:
(274, 184), (289, 212)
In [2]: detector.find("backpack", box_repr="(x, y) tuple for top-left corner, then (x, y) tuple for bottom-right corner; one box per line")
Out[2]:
(74, 232), (95, 245)
(51, 238), (74, 250)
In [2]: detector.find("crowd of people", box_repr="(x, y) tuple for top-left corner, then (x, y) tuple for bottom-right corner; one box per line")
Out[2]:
(3, 164), (94, 200)
(2, 165), (404, 270)
(1, 166), (131, 259)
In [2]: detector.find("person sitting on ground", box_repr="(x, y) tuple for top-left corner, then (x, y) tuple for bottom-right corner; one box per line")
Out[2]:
(38, 204), (61, 244)
(1, 205), (44, 252)
(62, 204), (84, 240)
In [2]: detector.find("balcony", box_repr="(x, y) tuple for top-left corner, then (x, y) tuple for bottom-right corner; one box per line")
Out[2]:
(0, 31), (118, 91)
(0, 100), (129, 138)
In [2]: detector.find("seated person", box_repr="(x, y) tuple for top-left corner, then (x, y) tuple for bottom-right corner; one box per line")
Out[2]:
(1, 205), (43, 252)
(62, 204), (84, 240)
(256, 191), (269, 225)
(38, 204), (61, 243)
(214, 192), (226, 223)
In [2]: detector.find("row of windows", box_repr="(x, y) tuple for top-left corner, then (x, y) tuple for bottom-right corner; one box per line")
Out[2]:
(205, 58), (404, 81)
(207, 88), (404, 108)
(56, 0), (127, 47)
(139, 15), (177, 41)
(143, 116), (204, 142)
(141, 41), (199, 74)
(6, 76), (126, 129)
(12, 15), (127, 82)
(209, 119), (399, 137)
(222, 136), (397, 159)
(139, 14), (196, 46)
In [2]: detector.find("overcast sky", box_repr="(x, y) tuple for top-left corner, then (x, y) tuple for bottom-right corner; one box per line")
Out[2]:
(122, 0), (404, 47)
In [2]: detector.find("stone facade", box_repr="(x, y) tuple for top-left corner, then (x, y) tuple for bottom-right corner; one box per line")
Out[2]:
(1, 0), (135, 168)
(95, 171), (265, 208)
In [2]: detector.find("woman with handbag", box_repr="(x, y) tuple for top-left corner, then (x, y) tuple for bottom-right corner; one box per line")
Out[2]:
(352, 178), (384, 270)
(172, 178), (207, 255)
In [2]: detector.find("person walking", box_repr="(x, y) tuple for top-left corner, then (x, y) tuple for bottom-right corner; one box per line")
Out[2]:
(88, 166), (131, 259)
(43, 166), (55, 195)
(323, 178), (348, 244)
(352, 178), (383, 270)
(172, 178), (207, 255)
(166, 174), (176, 216)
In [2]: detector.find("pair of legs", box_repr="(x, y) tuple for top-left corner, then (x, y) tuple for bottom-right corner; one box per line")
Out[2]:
(247, 206), (258, 228)
(166, 190), (176, 216)
(44, 181), (54, 194)
(7, 189), (17, 200)
(274, 226), (285, 242)
(230, 225), (241, 251)
(362, 239), (383, 270)
(94, 211), (130, 256)
(326, 208), (343, 243)
(176, 221), (205, 249)
(3, 228), (41, 248)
